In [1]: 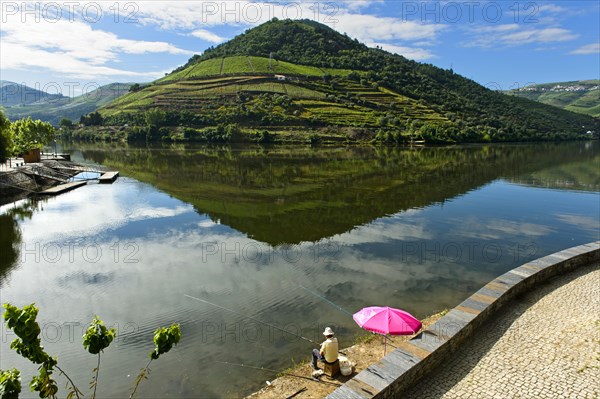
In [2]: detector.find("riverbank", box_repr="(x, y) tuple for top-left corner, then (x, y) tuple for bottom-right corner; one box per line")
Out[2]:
(63, 125), (599, 146)
(244, 311), (446, 399)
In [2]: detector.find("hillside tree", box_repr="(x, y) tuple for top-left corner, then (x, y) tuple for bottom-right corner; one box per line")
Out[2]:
(0, 110), (11, 163)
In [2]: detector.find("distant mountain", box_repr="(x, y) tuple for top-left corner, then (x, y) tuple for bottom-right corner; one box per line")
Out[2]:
(3, 83), (133, 125)
(0, 80), (64, 107)
(508, 80), (600, 117)
(98, 19), (597, 143)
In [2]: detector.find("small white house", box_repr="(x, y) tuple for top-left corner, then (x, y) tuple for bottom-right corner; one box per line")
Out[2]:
(275, 74), (286, 81)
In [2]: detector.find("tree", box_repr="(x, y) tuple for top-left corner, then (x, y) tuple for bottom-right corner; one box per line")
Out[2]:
(59, 118), (74, 129)
(80, 112), (103, 126)
(0, 110), (11, 163)
(144, 108), (167, 128)
(1, 303), (181, 399)
(129, 83), (141, 92)
(9, 117), (55, 156)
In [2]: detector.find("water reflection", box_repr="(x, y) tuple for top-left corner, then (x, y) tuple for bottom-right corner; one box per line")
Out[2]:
(73, 141), (598, 245)
(507, 143), (599, 191)
(0, 199), (46, 282)
(0, 141), (598, 398)
(0, 213), (21, 281)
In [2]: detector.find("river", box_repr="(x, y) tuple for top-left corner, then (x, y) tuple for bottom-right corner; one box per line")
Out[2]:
(1, 141), (598, 398)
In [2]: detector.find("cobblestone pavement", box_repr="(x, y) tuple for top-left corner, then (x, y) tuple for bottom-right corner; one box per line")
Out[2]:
(403, 262), (600, 399)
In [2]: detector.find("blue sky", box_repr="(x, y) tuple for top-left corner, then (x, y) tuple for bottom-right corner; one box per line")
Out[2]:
(0, 1), (598, 97)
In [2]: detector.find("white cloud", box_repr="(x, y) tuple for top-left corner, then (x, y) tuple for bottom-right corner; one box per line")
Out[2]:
(466, 25), (579, 48)
(570, 43), (600, 55)
(502, 28), (578, 44)
(0, 15), (192, 79)
(475, 24), (520, 33)
(126, 2), (444, 61)
(133, 1), (274, 29)
(370, 42), (436, 61)
(538, 4), (567, 13)
(338, 0), (385, 11)
(328, 13), (444, 43)
(0, 42), (163, 79)
(132, 2), (443, 47)
(191, 29), (227, 44)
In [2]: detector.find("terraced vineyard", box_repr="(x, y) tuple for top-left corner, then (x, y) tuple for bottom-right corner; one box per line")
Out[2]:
(156, 56), (354, 84)
(101, 55), (447, 130)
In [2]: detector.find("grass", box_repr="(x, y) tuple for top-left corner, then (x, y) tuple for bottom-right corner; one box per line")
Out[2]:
(221, 56), (255, 74)
(352, 332), (379, 345)
(278, 359), (310, 378)
(240, 83), (287, 94)
(186, 59), (224, 78)
(158, 56), (356, 82)
(284, 85), (326, 99)
(301, 102), (379, 126)
(100, 57), (448, 124)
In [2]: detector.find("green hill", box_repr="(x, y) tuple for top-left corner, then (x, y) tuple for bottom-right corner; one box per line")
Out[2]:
(508, 80), (600, 117)
(95, 19), (597, 144)
(1, 80), (64, 107)
(4, 83), (132, 125)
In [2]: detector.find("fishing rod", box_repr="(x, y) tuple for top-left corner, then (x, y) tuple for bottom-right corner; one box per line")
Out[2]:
(184, 294), (320, 346)
(216, 361), (342, 387)
(299, 285), (353, 316)
(299, 286), (399, 349)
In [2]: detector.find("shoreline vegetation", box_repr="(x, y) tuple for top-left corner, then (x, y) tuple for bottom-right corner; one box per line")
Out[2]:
(244, 310), (447, 399)
(61, 123), (599, 146)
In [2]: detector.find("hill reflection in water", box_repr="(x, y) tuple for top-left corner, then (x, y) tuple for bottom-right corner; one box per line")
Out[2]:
(76, 141), (598, 245)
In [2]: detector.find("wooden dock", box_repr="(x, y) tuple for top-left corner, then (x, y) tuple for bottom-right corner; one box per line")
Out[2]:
(38, 181), (87, 195)
(98, 171), (119, 184)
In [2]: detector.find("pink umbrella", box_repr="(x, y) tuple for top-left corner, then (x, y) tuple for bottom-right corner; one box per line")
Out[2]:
(353, 306), (422, 355)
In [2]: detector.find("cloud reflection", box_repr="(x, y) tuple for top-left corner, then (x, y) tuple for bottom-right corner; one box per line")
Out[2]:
(18, 181), (194, 242)
(555, 214), (600, 231)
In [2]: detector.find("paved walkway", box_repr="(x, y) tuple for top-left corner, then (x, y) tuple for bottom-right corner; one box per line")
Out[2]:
(403, 262), (600, 399)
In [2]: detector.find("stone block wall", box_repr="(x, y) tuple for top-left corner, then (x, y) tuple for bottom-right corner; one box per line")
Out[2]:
(326, 241), (600, 399)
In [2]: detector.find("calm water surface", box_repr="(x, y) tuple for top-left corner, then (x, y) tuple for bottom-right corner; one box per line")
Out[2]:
(1, 141), (598, 398)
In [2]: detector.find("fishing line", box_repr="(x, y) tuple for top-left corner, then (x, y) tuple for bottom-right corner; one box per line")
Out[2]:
(216, 361), (341, 387)
(299, 286), (399, 349)
(184, 294), (320, 345)
(299, 285), (353, 316)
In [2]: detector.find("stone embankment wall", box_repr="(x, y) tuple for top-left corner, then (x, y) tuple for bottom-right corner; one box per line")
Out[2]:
(326, 241), (600, 399)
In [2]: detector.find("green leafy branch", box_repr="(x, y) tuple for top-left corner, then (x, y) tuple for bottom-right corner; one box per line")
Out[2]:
(2, 304), (61, 399)
(0, 369), (21, 399)
(129, 324), (181, 399)
(83, 316), (115, 399)
(1, 304), (181, 399)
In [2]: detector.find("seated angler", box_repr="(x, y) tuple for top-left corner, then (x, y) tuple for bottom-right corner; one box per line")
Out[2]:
(312, 327), (338, 370)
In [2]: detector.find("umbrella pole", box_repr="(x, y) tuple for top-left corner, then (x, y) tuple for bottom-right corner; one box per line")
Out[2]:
(384, 335), (387, 356)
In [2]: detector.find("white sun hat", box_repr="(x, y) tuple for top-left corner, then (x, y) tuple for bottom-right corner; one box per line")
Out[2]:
(322, 327), (335, 336)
